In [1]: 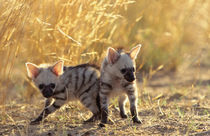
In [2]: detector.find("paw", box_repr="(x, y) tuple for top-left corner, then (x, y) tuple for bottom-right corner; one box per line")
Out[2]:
(99, 117), (114, 128)
(84, 117), (95, 123)
(29, 117), (43, 125)
(99, 123), (106, 127)
(83, 114), (100, 123)
(99, 118), (114, 127)
(120, 113), (128, 119)
(30, 120), (41, 125)
(133, 117), (142, 124)
(99, 119), (107, 127)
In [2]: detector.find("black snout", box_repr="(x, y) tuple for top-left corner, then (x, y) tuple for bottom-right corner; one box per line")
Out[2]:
(124, 72), (135, 82)
(42, 87), (53, 98)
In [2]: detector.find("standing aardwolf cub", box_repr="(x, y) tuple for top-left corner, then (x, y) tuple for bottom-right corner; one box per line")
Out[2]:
(26, 61), (101, 125)
(99, 45), (142, 127)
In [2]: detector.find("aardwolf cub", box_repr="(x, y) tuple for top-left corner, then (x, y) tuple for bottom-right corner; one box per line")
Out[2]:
(99, 45), (142, 126)
(26, 61), (101, 124)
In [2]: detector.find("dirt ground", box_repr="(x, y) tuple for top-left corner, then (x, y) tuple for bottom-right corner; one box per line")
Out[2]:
(0, 47), (210, 136)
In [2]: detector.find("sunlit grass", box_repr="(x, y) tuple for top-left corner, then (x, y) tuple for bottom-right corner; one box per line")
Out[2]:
(0, 0), (209, 100)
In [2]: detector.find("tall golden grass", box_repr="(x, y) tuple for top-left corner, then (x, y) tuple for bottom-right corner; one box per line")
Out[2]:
(0, 0), (209, 104)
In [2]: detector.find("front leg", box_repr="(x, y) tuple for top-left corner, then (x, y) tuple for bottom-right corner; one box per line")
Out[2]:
(45, 98), (53, 107)
(99, 81), (112, 127)
(100, 91), (109, 125)
(30, 99), (65, 125)
(125, 83), (142, 124)
(119, 95), (128, 118)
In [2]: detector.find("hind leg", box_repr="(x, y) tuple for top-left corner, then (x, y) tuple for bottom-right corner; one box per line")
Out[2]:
(126, 85), (142, 124)
(83, 103), (101, 123)
(119, 94), (128, 118)
(80, 93), (100, 122)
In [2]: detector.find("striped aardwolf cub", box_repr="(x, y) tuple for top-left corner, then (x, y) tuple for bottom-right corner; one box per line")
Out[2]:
(99, 45), (142, 127)
(25, 61), (101, 125)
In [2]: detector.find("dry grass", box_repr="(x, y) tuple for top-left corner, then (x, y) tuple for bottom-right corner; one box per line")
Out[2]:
(0, 0), (210, 135)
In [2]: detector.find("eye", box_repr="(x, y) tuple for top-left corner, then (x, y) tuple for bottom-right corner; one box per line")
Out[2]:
(120, 68), (126, 74)
(49, 83), (55, 89)
(38, 84), (44, 90)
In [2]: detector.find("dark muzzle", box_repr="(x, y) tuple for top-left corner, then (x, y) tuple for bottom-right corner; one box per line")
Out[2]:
(124, 72), (135, 82)
(42, 87), (53, 98)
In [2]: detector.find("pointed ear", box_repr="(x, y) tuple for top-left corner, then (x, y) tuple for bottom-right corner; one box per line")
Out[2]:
(52, 60), (64, 76)
(25, 62), (40, 79)
(107, 47), (120, 64)
(130, 44), (142, 60)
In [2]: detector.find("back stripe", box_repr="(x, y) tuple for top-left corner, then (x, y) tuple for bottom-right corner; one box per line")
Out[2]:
(88, 71), (94, 83)
(101, 82), (112, 90)
(78, 68), (87, 91)
(79, 82), (96, 98)
(81, 95), (88, 102)
(69, 63), (99, 70)
(75, 69), (79, 90)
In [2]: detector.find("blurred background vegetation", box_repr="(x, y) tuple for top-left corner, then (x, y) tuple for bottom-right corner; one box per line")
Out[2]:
(0, 0), (209, 104)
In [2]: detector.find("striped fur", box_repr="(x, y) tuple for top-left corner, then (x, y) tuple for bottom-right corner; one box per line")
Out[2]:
(99, 45), (142, 126)
(26, 61), (101, 125)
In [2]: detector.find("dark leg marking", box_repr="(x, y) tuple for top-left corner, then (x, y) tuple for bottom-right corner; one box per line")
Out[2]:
(30, 100), (64, 125)
(99, 95), (109, 127)
(96, 92), (101, 113)
(101, 107), (108, 123)
(53, 103), (61, 109)
(130, 106), (141, 124)
(54, 96), (66, 100)
(45, 98), (52, 107)
(119, 95), (128, 118)
(128, 95), (142, 124)
(30, 108), (51, 125)
(119, 105), (127, 119)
